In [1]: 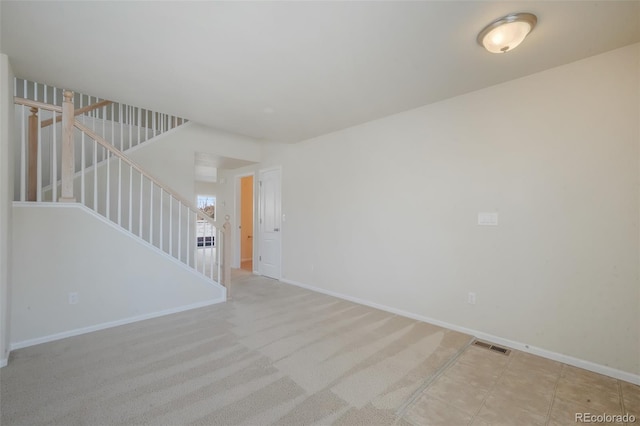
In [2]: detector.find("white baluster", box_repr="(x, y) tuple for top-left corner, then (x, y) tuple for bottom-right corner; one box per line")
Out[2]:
(36, 108), (42, 201)
(204, 218), (208, 275)
(178, 204), (182, 261)
(195, 213), (199, 272)
(139, 174), (143, 238)
(217, 229), (222, 281)
(93, 140), (98, 210)
(52, 111), (57, 202)
(111, 104), (114, 149)
(20, 105), (26, 201)
(117, 158), (122, 226)
(145, 110), (149, 141)
(106, 151), (110, 220)
(137, 107), (141, 146)
(149, 181), (154, 246)
(119, 103), (124, 151)
(128, 105), (133, 150)
(129, 166), (133, 232)
(54, 91), (59, 199)
(159, 190), (163, 251)
(186, 209), (190, 266)
(80, 132), (85, 204)
(169, 196), (173, 256)
(214, 228), (218, 279)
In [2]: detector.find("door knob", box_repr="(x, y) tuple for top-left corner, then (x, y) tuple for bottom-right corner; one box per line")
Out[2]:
(274, 228), (280, 232)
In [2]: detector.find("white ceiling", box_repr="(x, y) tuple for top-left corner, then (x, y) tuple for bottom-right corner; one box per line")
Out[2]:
(2, 1), (639, 143)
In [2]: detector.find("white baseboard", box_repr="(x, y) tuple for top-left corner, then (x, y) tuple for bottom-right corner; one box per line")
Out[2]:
(280, 278), (640, 385)
(0, 357), (7, 368)
(9, 297), (225, 352)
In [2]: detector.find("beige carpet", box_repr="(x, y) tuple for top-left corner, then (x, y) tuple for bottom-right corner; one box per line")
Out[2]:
(1, 271), (471, 425)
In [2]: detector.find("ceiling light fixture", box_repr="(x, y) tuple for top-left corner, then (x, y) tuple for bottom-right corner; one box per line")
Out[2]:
(477, 12), (537, 54)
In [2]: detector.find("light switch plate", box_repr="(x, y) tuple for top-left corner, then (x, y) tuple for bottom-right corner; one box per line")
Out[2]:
(478, 212), (498, 226)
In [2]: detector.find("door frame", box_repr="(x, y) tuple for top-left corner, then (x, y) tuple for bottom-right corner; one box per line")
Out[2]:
(233, 172), (256, 270)
(257, 166), (282, 279)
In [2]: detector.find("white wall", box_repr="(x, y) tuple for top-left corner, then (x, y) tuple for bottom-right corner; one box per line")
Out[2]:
(10, 204), (225, 346)
(127, 122), (261, 214)
(0, 54), (15, 366)
(48, 122), (262, 266)
(249, 44), (639, 377)
(195, 180), (221, 203)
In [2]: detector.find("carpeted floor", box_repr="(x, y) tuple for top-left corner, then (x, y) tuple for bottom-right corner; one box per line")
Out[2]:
(1, 271), (471, 425)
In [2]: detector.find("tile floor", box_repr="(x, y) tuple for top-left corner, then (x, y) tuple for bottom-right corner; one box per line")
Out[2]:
(402, 344), (640, 426)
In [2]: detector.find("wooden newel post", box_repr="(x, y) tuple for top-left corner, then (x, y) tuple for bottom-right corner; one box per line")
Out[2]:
(222, 214), (232, 298)
(27, 107), (38, 201)
(60, 90), (76, 202)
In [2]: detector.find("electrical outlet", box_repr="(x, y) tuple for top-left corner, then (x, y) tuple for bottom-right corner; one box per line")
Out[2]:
(68, 292), (79, 305)
(467, 292), (476, 305)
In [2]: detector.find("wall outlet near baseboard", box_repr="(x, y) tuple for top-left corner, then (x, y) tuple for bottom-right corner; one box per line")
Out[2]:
(68, 292), (79, 305)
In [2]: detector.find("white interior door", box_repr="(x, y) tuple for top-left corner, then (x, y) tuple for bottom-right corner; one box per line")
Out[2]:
(258, 167), (281, 279)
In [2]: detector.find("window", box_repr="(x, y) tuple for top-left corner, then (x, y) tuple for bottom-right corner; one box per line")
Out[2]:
(197, 195), (215, 220)
(196, 195), (216, 247)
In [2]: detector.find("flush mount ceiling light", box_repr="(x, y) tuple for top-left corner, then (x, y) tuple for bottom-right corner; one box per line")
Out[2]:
(477, 12), (537, 53)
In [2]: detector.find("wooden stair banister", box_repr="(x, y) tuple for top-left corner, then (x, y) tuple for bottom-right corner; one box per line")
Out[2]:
(27, 107), (38, 201)
(74, 120), (214, 224)
(60, 90), (75, 202)
(75, 120), (231, 290)
(14, 89), (230, 291)
(40, 99), (113, 128)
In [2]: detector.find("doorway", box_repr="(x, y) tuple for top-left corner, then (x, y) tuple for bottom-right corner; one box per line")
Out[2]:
(239, 175), (254, 271)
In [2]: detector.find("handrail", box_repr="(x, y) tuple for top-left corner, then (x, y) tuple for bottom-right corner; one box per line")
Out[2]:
(14, 86), (228, 288)
(14, 97), (62, 113)
(14, 95), (214, 226)
(73, 120), (216, 227)
(41, 100), (113, 128)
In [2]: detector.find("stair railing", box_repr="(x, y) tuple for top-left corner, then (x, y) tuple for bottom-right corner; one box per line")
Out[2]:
(15, 78), (187, 154)
(13, 91), (231, 292)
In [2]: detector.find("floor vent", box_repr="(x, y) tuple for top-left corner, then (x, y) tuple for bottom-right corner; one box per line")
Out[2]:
(472, 340), (511, 356)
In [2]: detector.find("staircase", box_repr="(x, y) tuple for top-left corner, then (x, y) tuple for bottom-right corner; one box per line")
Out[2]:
(13, 78), (232, 294)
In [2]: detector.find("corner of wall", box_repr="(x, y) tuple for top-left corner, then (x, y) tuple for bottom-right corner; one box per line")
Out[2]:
(0, 54), (15, 366)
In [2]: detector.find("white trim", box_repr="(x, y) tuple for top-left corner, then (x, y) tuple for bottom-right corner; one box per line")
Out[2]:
(280, 278), (640, 385)
(12, 202), (226, 293)
(9, 297), (225, 352)
(0, 358), (7, 368)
